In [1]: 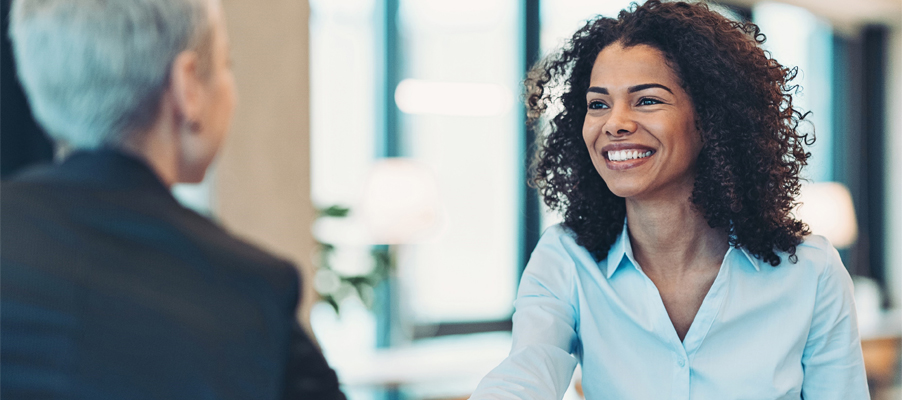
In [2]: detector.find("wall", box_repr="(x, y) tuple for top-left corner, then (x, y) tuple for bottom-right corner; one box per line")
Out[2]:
(216, 0), (318, 334)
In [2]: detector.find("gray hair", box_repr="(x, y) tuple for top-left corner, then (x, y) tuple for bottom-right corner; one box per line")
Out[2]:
(9, 0), (216, 149)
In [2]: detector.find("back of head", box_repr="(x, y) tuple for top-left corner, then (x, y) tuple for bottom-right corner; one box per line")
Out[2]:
(9, 0), (214, 150)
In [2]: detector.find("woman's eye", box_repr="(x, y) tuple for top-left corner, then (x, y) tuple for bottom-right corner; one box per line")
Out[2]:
(588, 101), (609, 110)
(638, 98), (662, 106)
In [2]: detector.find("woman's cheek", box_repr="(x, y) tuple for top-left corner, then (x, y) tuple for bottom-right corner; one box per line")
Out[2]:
(582, 116), (602, 146)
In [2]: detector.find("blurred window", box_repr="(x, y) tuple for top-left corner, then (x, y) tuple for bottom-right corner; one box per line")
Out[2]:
(310, 0), (523, 341)
(395, 0), (521, 324)
(310, 0), (378, 208)
(754, 2), (835, 182)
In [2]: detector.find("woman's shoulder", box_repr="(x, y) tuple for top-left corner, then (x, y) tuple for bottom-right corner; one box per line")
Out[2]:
(537, 223), (596, 256)
(541, 223), (576, 240)
(776, 234), (847, 278)
(535, 223), (578, 247)
(531, 223), (596, 267)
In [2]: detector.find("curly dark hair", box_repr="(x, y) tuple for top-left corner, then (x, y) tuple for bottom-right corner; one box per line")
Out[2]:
(528, 0), (813, 266)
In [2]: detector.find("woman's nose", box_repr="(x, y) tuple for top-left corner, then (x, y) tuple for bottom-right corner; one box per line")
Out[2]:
(604, 104), (637, 137)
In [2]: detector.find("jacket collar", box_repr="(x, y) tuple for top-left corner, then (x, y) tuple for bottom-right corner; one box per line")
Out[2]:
(15, 148), (173, 198)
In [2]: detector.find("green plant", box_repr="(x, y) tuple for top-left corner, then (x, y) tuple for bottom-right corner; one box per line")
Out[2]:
(314, 205), (392, 314)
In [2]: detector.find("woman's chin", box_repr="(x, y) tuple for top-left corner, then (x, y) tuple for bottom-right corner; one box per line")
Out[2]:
(604, 183), (644, 200)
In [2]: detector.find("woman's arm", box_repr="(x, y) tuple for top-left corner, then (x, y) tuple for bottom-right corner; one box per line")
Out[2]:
(800, 245), (869, 399)
(470, 228), (580, 400)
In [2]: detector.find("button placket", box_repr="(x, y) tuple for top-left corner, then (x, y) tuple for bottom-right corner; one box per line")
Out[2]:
(670, 347), (691, 400)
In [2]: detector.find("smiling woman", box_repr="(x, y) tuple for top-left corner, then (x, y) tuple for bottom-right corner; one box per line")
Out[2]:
(529, 1), (813, 266)
(470, 1), (869, 399)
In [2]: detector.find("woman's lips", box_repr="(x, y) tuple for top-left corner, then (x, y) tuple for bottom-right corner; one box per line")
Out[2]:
(601, 145), (656, 171)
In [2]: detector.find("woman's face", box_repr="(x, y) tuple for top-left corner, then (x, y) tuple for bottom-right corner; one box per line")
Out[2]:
(582, 43), (702, 201)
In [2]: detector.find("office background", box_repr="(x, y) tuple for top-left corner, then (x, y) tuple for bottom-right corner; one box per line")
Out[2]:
(225, 0), (902, 397)
(2, 0), (900, 399)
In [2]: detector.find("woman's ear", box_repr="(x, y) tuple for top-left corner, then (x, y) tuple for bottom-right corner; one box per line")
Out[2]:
(169, 50), (204, 131)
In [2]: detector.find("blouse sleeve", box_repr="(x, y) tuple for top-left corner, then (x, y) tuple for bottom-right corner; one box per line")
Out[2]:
(800, 245), (870, 399)
(469, 228), (580, 400)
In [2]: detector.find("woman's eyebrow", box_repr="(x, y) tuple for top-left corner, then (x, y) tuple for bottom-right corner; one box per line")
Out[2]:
(586, 83), (673, 95)
(628, 83), (673, 94)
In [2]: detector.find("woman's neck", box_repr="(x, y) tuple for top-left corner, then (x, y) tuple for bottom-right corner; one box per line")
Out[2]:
(625, 196), (729, 277)
(119, 114), (180, 189)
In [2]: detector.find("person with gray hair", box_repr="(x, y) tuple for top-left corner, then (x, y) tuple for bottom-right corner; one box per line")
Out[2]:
(0, 0), (346, 398)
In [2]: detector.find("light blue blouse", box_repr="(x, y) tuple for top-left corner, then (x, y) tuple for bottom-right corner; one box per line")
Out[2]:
(471, 223), (869, 400)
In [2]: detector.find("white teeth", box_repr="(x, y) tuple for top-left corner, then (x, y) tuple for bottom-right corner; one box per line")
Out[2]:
(608, 149), (653, 161)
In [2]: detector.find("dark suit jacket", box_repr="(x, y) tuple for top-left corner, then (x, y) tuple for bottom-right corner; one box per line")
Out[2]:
(1, 150), (346, 400)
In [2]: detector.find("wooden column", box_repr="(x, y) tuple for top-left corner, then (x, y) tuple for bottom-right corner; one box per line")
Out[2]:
(216, 0), (317, 336)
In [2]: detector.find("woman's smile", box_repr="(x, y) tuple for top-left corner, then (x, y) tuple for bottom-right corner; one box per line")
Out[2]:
(602, 143), (657, 170)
